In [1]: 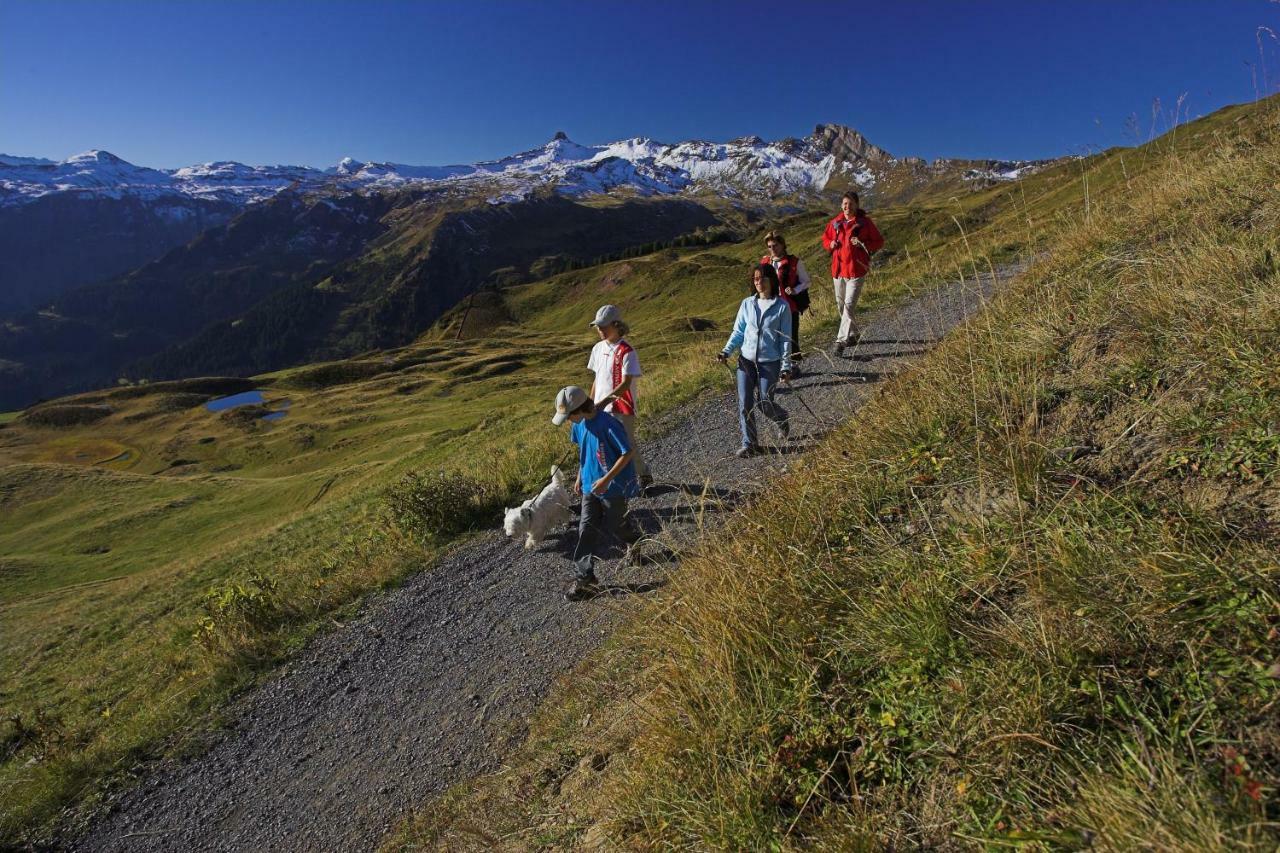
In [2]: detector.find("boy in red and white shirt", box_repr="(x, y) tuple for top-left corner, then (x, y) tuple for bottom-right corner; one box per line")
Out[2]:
(586, 304), (651, 486)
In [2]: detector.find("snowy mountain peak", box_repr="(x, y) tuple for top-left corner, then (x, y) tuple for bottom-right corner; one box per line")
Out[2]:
(63, 149), (130, 166)
(334, 156), (365, 175)
(0, 125), (1050, 211)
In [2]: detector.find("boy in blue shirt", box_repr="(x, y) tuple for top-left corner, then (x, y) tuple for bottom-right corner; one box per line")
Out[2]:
(551, 385), (642, 601)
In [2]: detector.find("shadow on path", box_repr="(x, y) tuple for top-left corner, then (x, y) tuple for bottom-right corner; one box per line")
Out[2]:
(855, 337), (940, 346)
(787, 373), (882, 390)
(644, 482), (741, 502)
(589, 579), (666, 599)
(844, 347), (930, 360)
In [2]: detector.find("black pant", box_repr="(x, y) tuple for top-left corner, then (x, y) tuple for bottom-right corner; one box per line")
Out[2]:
(572, 492), (629, 580)
(791, 309), (802, 360)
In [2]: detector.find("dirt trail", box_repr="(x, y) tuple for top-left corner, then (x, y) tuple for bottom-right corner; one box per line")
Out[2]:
(72, 270), (1010, 851)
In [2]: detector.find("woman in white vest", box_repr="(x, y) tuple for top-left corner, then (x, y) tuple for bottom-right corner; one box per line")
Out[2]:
(586, 304), (652, 487)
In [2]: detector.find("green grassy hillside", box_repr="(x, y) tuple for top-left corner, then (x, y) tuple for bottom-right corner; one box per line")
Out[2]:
(0, 100), (1236, 840)
(391, 98), (1280, 849)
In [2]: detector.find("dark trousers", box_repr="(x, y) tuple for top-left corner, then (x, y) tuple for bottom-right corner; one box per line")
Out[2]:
(572, 491), (629, 580)
(790, 309), (802, 360)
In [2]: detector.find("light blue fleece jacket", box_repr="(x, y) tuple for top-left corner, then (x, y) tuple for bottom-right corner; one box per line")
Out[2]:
(720, 295), (793, 371)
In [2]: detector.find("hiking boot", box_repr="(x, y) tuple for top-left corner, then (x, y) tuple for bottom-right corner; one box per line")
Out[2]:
(735, 445), (755, 459)
(565, 577), (600, 602)
(833, 341), (846, 357)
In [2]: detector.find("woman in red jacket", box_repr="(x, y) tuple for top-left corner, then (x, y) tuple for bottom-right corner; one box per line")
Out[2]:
(821, 191), (884, 355)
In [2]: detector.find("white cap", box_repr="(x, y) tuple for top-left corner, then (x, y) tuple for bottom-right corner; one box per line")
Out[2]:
(551, 385), (590, 425)
(590, 304), (622, 327)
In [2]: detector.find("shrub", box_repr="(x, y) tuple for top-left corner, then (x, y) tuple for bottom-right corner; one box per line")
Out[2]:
(194, 573), (283, 656)
(383, 469), (496, 542)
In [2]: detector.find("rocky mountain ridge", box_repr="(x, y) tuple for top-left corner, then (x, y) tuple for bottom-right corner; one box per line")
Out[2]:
(1, 125), (1048, 210)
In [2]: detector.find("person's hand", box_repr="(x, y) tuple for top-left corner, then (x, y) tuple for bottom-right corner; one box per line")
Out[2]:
(573, 478), (583, 495)
(715, 352), (728, 364)
(785, 286), (794, 295)
(591, 478), (608, 495)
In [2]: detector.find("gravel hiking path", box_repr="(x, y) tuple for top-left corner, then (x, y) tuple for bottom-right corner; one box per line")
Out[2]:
(71, 268), (1012, 852)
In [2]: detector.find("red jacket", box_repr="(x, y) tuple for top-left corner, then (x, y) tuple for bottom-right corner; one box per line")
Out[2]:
(822, 210), (883, 278)
(760, 253), (799, 314)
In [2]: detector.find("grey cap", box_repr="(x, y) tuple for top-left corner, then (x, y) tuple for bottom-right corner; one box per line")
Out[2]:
(590, 304), (623, 327)
(551, 385), (590, 426)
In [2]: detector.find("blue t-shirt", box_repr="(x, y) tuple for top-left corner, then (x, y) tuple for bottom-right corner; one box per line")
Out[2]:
(571, 411), (640, 499)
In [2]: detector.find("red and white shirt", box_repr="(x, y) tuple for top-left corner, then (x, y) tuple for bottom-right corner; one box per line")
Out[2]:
(587, 338), (642, 415)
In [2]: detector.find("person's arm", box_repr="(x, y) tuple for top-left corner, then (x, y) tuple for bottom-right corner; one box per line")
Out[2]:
(603, 374), (633, 401)
(591, 449), (635, 495)
(795, 259), (811, 291)
(718, 301), (748, 360)
(592, 425), (635, 494)
(821, 220), (838, 253)
(779, 304), (794, 375)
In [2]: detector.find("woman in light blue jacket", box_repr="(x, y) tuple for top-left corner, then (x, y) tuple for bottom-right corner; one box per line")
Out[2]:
(717, 263), (793, 458)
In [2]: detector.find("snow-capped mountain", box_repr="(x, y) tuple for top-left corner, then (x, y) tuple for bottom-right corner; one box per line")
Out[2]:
(0, 128), (1049, 210)
(0, 150), (327, 207)
(0, 153), (57, 167)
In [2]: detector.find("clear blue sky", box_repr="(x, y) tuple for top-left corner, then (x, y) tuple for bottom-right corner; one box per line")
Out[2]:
(3, 0), (1278, 168)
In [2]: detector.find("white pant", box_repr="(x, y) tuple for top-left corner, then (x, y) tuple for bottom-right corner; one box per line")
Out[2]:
(833, 277), (864, 344)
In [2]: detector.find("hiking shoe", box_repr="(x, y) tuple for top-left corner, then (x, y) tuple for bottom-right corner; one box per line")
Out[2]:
(779, 418), (791, 440)
(565, 578), (600, 602)
(735, 445), (755, 459)
(834, 341), (846, 357)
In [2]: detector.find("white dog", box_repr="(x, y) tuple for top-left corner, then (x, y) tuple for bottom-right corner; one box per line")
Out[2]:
(503, 466), (574, 549)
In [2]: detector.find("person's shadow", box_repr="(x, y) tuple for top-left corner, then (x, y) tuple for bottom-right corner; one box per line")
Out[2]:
(588, 579), (666, 599)
(752, 443), (810, 456)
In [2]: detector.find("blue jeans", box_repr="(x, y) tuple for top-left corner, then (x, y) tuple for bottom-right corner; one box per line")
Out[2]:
(736, 357), (788, 449)
(572, 491), (630, 580)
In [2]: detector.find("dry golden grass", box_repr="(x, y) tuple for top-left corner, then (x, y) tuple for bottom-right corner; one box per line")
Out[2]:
(390, 97), (1280, 850)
